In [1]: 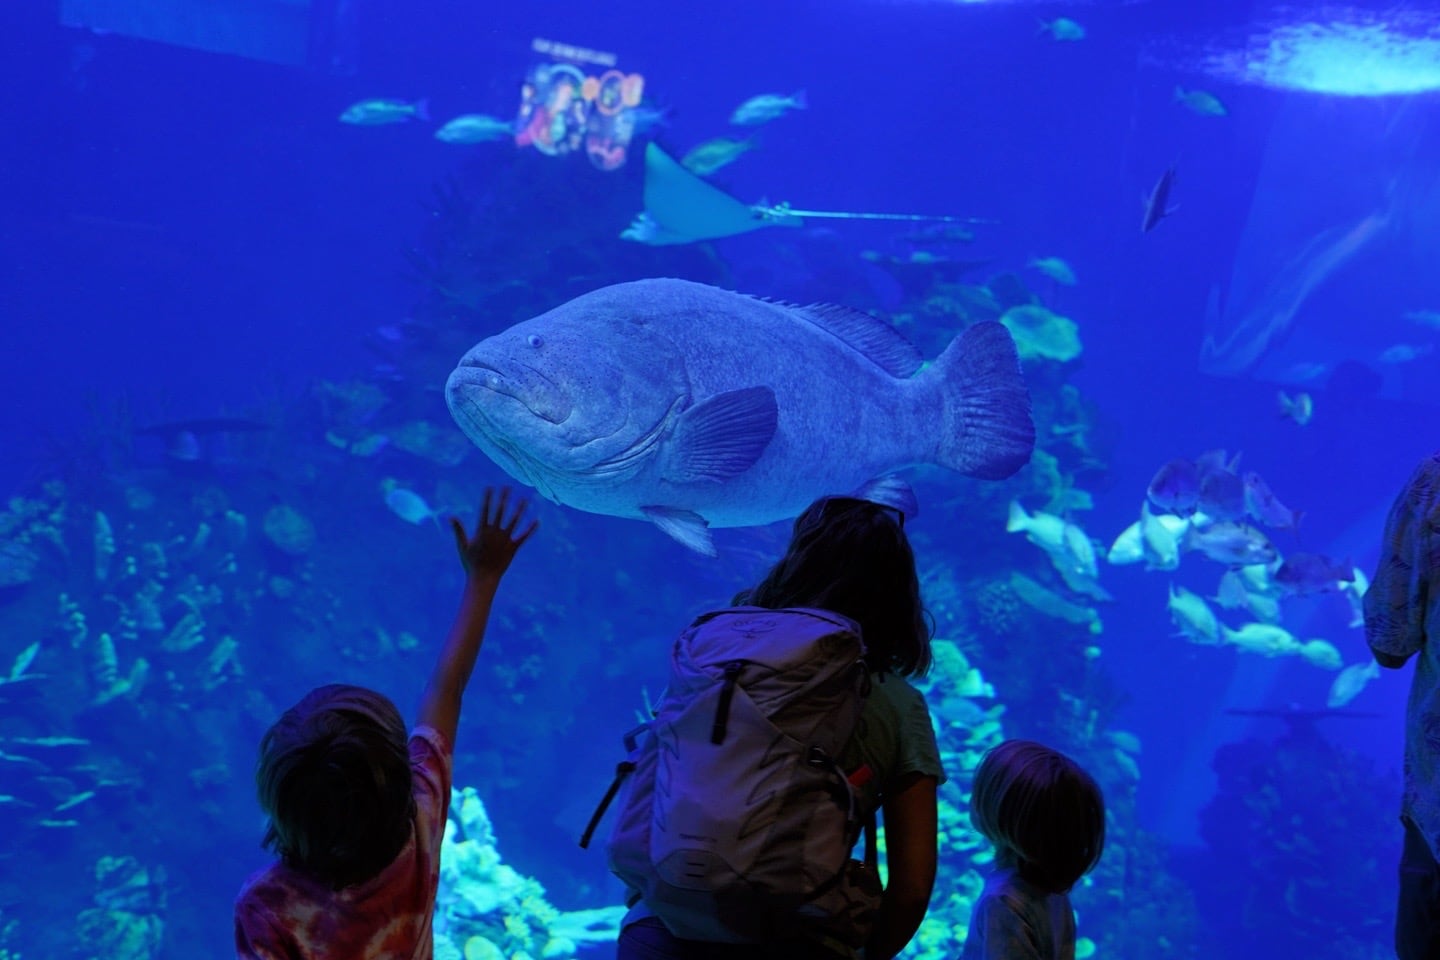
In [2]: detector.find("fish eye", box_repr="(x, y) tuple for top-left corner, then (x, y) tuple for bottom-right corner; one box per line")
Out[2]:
(527, 334), (544, 349)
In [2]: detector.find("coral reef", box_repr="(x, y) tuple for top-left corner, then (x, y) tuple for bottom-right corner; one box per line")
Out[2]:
(999, 304), (1083, 363)
(1191, 718), (1395, 958)
(436, 787), (624, 960)
(74, 855), (166, 960)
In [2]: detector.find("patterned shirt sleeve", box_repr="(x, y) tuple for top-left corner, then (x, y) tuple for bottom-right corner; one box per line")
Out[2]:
(233, 895), (287, 959)
(410, 725), (454, 851)
(1365, 455), (1440, 664)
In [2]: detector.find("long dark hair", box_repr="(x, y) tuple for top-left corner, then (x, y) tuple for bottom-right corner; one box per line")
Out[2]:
(734, 496), (932, 677)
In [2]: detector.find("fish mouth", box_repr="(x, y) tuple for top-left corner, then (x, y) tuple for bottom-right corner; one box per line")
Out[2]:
(449, 362), (570, 425)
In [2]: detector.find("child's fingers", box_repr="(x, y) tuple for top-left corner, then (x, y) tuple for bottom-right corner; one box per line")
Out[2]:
(480, 488), (493, 530)
(503, 497), (528, 534)
(515, 519), (539, 546)
(449, 516), (468, 556)
(492, 487), (510, 526)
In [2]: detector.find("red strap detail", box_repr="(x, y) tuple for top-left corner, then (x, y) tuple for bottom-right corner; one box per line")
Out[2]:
(847, 763), (875, 788)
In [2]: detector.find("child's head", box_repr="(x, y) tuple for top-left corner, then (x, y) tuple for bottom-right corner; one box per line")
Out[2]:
(970, 739), (1106, 895)
(256, 683), (415, 890)
(735, 495), (932, 677)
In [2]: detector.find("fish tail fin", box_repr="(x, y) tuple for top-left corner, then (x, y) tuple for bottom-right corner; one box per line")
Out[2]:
(792, 89), (808, 109)
(931, 321), (1035, 479)
(1006, 500), (1029, 533)
(413, 98), (431, 122)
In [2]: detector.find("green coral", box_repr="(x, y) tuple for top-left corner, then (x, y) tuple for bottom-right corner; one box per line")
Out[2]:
(437, 787), (624, 960)
(999, 304), (1082, 362)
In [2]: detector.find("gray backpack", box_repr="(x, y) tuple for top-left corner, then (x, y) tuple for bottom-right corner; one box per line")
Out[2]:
(580, 606), (881, 948)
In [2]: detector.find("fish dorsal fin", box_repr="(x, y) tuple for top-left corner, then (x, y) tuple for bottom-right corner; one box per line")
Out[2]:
(778, 300), (924, 377)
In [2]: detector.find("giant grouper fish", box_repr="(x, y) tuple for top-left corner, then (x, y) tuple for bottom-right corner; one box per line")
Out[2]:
(445, 277), (1035, 555)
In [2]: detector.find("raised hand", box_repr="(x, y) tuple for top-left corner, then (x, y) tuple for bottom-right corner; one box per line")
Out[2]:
(449, 487), (538, 582)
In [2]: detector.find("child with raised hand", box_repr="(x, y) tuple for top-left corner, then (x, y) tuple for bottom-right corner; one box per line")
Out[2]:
(234, 487), (537, 960)
(962, 739), (1106, 960)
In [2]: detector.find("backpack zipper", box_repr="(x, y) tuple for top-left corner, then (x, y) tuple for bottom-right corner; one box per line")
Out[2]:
(710, 661), (744, 744)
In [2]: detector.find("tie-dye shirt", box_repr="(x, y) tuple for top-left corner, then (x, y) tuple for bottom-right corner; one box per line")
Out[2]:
(234, 726), (452, 960)
(960, 868), (1075, 960)
(1365, 451), (1440, 861)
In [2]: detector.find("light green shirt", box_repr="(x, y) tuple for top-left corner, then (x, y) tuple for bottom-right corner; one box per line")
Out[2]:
(840, 671), (948, 818)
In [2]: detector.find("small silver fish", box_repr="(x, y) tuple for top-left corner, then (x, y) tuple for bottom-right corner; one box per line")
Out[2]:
(629, 104), (673, 134)
(1242, 472), (1301, 530)
(8, 641), (39, 681)
(1328, 660), (1380, 707)
(1168, 583), (1221, 645)
(1185, 520), (1277, 566)
(53, 790), (96, 813)
(730, 91), (807, 126)
(384, 486), (440, 527)
(1380, 342), (1434, 365)
(681, 137), (757, 176)
(1174, 86), (1227, 117)
(1107, 521), (1144, 565)
(341, 98), (430, 126)
(1273, 552), (1352, 596)
(1340, 566), (1369, 628)
(1276, 390), (1313, 426)
(1039, 17), (1085, 41)
(1028, 256), (1077, 286)
(1198, 467), (1247, 522)
(1148, 457), (1199, 513)
(1142, 166), (1178, 233)
(435, 114), (514, 143)
(1139, 505), (1188, 571)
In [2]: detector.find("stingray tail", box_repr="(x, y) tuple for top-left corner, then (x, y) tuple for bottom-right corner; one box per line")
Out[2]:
(929, 321), (1035, 480)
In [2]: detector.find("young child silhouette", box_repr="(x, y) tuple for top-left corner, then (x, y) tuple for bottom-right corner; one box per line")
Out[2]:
(963, 739), (1106, 960)
(234, 488), (536, 959)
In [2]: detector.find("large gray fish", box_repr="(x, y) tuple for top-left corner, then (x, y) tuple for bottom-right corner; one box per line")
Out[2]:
(445, 278), (1035, 555)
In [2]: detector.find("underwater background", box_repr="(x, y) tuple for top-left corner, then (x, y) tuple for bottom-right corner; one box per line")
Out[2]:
(4, 0), (1439, 957)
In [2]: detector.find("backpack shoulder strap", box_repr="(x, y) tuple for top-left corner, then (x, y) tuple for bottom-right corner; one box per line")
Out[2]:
(578, 721), (650, 849)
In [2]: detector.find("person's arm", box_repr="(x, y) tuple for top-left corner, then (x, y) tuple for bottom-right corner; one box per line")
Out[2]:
(418, 487), (537, 748)
(1365, 464), (1432, 670)
(864, 771), (938, 960)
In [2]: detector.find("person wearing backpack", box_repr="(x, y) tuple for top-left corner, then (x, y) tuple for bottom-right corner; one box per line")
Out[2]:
(600, 495), (945, 960)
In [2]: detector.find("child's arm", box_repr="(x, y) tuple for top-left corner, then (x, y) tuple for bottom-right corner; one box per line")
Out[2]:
(418, 487), (537, 748)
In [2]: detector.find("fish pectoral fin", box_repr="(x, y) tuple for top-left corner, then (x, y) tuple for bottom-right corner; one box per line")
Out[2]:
(642, 506), (716, 557)
(660, 387), (778, 484)
(852, 475), (919, 520)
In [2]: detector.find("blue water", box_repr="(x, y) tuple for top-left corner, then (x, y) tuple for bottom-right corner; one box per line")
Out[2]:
(4, 0), (1438, 957)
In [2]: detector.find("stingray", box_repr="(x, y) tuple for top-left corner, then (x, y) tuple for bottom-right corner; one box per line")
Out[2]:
(622, 143), (989, 246)
(621, 143), (801, 245)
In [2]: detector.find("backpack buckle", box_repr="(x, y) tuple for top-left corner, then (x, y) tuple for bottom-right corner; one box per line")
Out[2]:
(807, 745), (833, 768)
